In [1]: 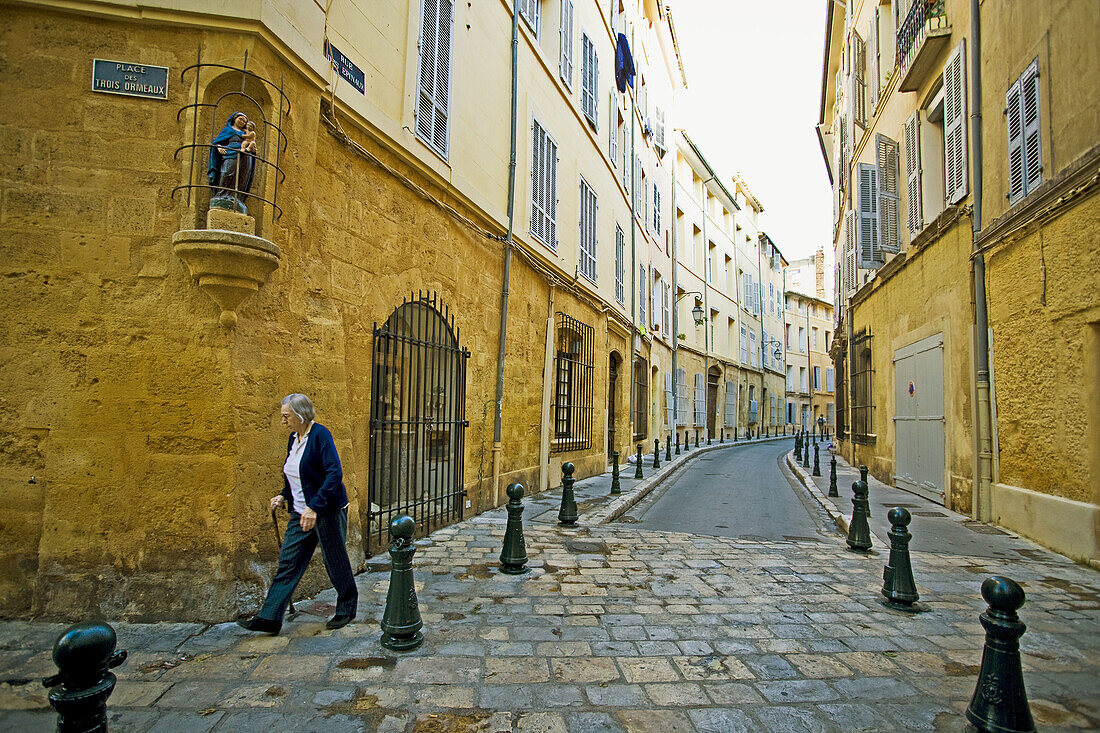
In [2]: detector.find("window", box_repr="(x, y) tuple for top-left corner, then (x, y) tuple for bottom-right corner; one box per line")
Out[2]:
(825, 330), (831, 350)
(559, 0), (573, 89)
(519, 0), (540, 35)
(826, 367), (834, 392)
(664, 372), (673, 427)
(578, 177), (597, 282)
(1007, 59), (1041, 204)
(904, 111), (923, 233)
(740, 325), (748, 363)
(851, 32), (867, 128)
(800, 367), (807, 393)
(581, 33), (598, 128)
(749, 331), (757, 367)
(551, 313), (593, 451)
(798, 327), (806, 352)
(857, 162), (882, 268)
(654, 106), (666, 154)
(530, 118), (557, 248)
(813, 366), (821, 390)
(415, 0), (454, 159)
(638, 264), (646, 327)
(811, 327), (818, 349)
(877, 134), (901, 255)
(675, 368), (690, 424)
(786, 365), (794, 392)
(633, 357), (648, 441)
(693, 373), (705, 426)
(652, 184), (661, 236)
(662, 282), (671, 338)
(610, 94), (620, 165)
(724, 380), (736, 428)
(851, 332), (874, 443)
(614, 225), (625, 303)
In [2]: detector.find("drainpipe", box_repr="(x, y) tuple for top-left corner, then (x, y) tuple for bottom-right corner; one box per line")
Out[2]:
(670, 150), (679, 439)
(970, 0), (993, 521)
(491, 0), (521, 506)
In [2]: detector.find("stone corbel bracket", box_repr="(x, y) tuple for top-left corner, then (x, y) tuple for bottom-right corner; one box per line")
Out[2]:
(173, 211), (280, 328)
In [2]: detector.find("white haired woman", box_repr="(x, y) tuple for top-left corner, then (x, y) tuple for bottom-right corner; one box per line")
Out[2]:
(238, 394), (358, 634)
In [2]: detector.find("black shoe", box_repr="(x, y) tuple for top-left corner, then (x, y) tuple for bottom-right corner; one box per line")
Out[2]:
(326, 614), (355, 630)
(236, 616), (281, 635)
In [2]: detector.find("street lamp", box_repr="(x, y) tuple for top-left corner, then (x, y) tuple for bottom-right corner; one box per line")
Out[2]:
(677, 291), (706, 326)
(762, 338), (783, 362)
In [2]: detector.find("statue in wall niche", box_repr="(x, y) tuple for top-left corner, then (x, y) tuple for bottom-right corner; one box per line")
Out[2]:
(208, 111), (256, 214)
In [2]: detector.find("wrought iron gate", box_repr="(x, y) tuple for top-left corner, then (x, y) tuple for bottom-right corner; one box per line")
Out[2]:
(367, 292), (469, 554)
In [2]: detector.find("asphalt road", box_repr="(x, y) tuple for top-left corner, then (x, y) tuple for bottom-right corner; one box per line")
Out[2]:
(625, 439), (832, 542)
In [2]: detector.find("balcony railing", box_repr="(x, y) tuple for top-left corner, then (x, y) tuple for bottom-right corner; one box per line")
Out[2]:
(897, 0), (950, 92)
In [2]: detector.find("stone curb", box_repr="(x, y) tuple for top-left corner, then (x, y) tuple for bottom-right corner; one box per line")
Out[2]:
(785, 449), (851, 535)
(582, 435), (794, 525)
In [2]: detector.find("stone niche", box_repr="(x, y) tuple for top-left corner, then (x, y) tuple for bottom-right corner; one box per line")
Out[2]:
(173, 208), (280, 327)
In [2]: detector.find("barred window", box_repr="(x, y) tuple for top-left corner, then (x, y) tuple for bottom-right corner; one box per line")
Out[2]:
(551, 313), (594, 452)
(851, 331), (874, 443)
(633, 357), (648, 442)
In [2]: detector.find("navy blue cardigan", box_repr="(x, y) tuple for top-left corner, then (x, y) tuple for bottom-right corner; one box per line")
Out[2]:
(280, 423), (349, 516)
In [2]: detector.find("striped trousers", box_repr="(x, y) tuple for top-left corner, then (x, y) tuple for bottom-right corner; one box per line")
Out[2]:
(259, 508), (358, 620)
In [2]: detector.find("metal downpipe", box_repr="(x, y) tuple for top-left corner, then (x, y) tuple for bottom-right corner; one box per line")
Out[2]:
(491, 0), (521, 506)
(970, 0), (993, 521)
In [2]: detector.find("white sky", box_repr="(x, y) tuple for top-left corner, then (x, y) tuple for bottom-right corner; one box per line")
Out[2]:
(671, 0), (833, 263)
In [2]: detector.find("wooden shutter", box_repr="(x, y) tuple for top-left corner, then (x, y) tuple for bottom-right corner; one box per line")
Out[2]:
(904, 111), (922, 233)
(579, 177), (597, 281)
(943, 40), (968, 204)
(877, 134), (900, 254)
(416, 0), (453, 158)
(650, 271), (660, 329)
(1022, 60), (1042, 196)
(530, 119), (557, 248)
(655, 107), (666, 152)
(844, 210), (856, 293)
(609, 94), (618, 165)
(581, 34), (598, 127)
(724, 381), (736, 427)
(652, 185), (661, 235)
(665, 373), (673, 427)
(839, 112), (849, 191)
(868, 12), (879, 114)
(851, 32), (866, 128)
(662, 282), (671, 336)
(639, 264), (646, 326)
(857, 163), (880, 268)
(559, 0), (574, 89)
(694, 373), (705, 426)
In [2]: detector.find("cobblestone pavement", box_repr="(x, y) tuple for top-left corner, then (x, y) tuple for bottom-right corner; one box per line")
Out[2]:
(1, 440), (1097, 732)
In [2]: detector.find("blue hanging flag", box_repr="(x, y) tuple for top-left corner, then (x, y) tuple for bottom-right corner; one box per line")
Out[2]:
(615, 33), (636, 93)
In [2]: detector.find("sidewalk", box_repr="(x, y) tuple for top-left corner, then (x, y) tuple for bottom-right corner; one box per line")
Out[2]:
(2, 436), (1097, 732)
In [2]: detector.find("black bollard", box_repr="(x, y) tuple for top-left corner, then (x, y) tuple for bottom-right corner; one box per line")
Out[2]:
(795, 431), (802, 456)
(881, 507), (919, 609)
(813, 443), (821, 476)
(719, 429), (724, 444)
(966, 577), (1035, 733)
(634, 444), (643, 479)
(381, 514), (424, 651)
(802, 439), (810, 469)
(558, 462), (578, 524)
(675, 432), (681, 455)
(42, 622), (127, 733)
(695, 429), (700, 448)
(665, 435), (672, 461)
(828, 455), (839, 498)
(860, 464), (871, 516)
(500, 483), (529, 574)
(610, 451), (621, 495)
(707, 429), (712, 445)
(846, 477), (873, 552)
(653, 439), (661, 469)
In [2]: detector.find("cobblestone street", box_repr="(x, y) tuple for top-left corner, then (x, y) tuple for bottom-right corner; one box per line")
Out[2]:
(1, 442), (1098, 732)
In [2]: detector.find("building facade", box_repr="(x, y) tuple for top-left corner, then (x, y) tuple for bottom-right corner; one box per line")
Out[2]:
(819, 0), (1099, 562)
(783, 291), (835, 431)
(0, 0), (693, 619)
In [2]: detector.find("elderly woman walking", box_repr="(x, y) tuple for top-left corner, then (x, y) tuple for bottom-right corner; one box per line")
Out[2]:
(238, 394), (358, 634)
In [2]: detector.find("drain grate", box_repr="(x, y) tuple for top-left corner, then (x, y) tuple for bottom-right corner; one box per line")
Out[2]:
(963, 522), (1009, 535)
(912, 511), (947, 517)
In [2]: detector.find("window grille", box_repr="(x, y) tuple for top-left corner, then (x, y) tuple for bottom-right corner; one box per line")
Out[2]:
(851, 331), (874, 444)
(633, 357), (648, 442)
(551, 313), (594, 452)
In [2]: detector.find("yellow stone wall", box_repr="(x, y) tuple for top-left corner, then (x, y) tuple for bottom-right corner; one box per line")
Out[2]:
(844, 217), (975, 514)
(0, 4), (622, 619)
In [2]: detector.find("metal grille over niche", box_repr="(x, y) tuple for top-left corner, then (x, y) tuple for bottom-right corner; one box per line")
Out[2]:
(551, 313), (595, 454)
(367, 292), (469, 555)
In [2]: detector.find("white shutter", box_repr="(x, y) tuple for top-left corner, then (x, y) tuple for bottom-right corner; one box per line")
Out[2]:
(662, 282), (671, 337)
(943, 39), (968, 204)
(676, 369), (690, 424)
(857, 162), (881, 268)
(655, 107), (666, 152)
(844, 210), (857, 293)
(724, 381), (736, 428)
(665, 372), (673, 427)
(652, 185), (661, 235)
(694, 373), (705, 426)
(1022, 60), (1042, 197)
(415, 0), (453, 158)
(877, 134), (900, 254)
(740, 325), (748, 362)
(638, 265), (646, 326)
(578, 177), (597, 281)
(559, 0), (574, 89)
(581, 34), (598, 128)
(868, 12), (879, 114)
(614, 225), (625, 303)
(839, 112), (849, 191)
(609, 94), (618, 165)
(904, 111), (923, 233)
(650, 272), (660, 329)
(520, 0), (540, 35)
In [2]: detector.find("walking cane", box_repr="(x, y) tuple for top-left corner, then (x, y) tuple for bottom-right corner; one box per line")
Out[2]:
(270, 507), (297, 616)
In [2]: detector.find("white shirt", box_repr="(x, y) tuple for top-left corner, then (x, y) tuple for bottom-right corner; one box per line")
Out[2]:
(283, 422), (313, 513)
